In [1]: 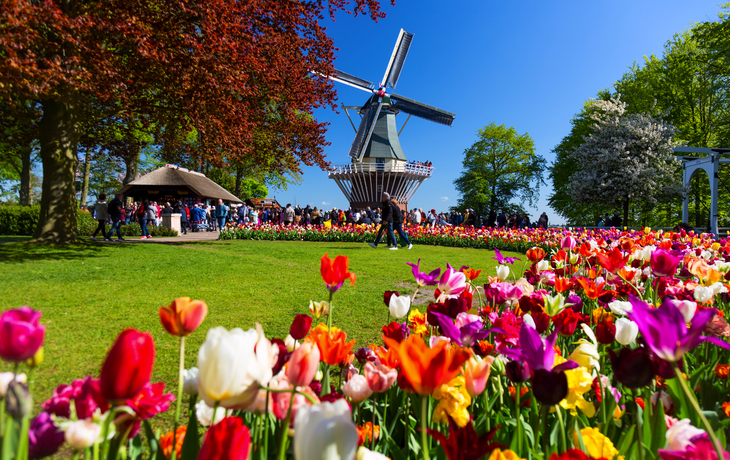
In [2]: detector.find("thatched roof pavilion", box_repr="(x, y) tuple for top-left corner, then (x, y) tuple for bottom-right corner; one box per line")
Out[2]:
(119, 165), (242, 204)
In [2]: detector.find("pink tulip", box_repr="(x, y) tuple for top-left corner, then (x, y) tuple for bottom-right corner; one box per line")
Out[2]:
(0, 307), (45, 363)
(561, 235), (576, 251)
(270, 376), (318, 427)
(363, 361), (397, 393)
(650, 248), (683, 277)
(463, 356), (495, 397)
(342, 374), (372, 402)
(286, 342), (320, 387)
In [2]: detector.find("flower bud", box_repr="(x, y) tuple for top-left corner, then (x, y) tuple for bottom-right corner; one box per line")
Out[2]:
(6, 380), (32, 419)
(505, 360), (530, 384)
(0, 372), (26, 398)
(182, 367), (199, 395)
(614, 318), (638, 345)
(289, 314), (313, 341)
(388, 294), (411, 320)
(26, 347), (44, 368)
(287, 341), (320, 387)
(496, 265), (510, 281)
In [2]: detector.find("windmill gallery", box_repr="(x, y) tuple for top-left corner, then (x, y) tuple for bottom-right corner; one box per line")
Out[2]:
(324, 29), (456, 211)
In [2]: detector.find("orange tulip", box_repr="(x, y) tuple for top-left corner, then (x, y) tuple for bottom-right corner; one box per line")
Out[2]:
(554, 277), (573, 294)
(159, 297), (208, 337)
(383, 335), (470, 395)
(526, 247), (546, 263)
(575, 277), (606, 300)
(308, 323), (356, 365)
(321, 253), (356, 292)
(462, 268), (482, 281)
(371, 345), (400, 369)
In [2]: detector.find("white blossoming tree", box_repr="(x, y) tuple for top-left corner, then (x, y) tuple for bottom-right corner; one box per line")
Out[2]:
(568, 96), (686, 225)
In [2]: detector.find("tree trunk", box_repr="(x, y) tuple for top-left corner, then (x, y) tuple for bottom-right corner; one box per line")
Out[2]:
(123, 146), (141, 186)
(235, 166), (243, 198)
(34, 99), (80, 243)
(79, 148), (91, 208)
(623, 198), (629, 228)
(18, 147), (32, 206)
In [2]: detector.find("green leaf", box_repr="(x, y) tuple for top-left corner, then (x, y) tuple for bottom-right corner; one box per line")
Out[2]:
(1, 416), (19, 460)
(180, 394), (201, 460)
(616, 425), (635, 456)
(385, 437), (408, 460)
(128, 435), (143, 460)
(650, 395), (667, 453)
(143, 420), (167, 460)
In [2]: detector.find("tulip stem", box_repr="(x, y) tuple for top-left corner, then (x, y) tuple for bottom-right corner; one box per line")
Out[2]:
(556, 405), (567, 454)
(674, 364), (725, 460)
(410, 286), (420, 303)
(171, 335), (186, 460)
(326, 290), (334, 331)
(420, 395), (431, 460)
(371, 393), (377, 450)
(277, 388), (297, 460)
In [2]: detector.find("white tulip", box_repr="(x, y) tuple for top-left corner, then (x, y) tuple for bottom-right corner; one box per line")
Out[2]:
(674, 300), (697, 323)
(294, 400), (359, 460)
(665, 419), (705, 451)
(710, 282), (728, 295)
(197, 324), (277, 409)
(496, 265), (510, 281)
(65, 419), (102, 450)
(388, 294), (411, 320)
(285, 334), (300, 353)
(608, 300), (633, 316)
(693, 285), (714, 303)
(536, 260), (550, 272)
(342, 374), (372, 403)
(357, 447), (390, 460)
(195, 399), (231, 427)
(522, 313), (536, 330)
(182, 367), (199, 395)
(614, 318), (639, 345)
(0, 373), (26, 398)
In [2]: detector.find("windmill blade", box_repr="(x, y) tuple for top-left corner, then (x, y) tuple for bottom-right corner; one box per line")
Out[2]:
(328, 69), (374, 92)
(389, 93), (455, 126)
(381, 29), (414, 89)
(348, 101), (383, 161)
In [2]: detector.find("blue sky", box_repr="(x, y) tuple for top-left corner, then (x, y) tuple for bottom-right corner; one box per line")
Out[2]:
(271, 0), (724, 223)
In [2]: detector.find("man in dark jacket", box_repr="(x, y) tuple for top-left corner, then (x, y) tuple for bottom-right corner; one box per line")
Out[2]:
(368, 193), (397, 250)
(106, 193), (125, 241)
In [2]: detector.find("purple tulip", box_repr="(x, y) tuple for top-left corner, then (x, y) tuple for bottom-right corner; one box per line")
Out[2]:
(650, 248), (683, 277)
(628, 295), (730, 363)
(406, 259), (441, 287)
(501, 323), (579, 373)
(28, 412), (64, 459)
(431, 311), (502, 347)
(493, 248), (521, 265)
(0, 307), (45, 363)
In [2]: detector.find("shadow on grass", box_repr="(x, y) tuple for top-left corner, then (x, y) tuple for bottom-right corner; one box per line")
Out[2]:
(0, 240), (136, 263)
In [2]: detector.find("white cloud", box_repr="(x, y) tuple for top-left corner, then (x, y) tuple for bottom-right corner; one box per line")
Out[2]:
(322, 201), (330, 205)
(440, 196), (449, 201)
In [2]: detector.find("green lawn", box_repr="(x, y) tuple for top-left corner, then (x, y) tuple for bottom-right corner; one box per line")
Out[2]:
(0, 239), (519, 423)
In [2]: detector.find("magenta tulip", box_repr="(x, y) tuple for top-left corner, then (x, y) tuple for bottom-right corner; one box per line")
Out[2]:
(650, 248), (683, 277)
(0, 307), (45, 363)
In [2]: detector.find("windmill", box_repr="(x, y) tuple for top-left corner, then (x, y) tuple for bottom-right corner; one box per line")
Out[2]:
(324, 29), (455, 211)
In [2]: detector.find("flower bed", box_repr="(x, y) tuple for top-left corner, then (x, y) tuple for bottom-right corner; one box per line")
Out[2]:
(3, 229), (730, 460)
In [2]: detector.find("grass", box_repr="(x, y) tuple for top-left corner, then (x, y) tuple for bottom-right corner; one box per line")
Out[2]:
(0, 239), (520, 430)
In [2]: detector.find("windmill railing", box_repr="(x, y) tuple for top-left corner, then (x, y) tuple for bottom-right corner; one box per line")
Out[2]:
(327, 163), (434, 177)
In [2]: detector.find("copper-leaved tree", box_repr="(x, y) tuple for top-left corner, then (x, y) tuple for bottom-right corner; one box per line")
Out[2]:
(0, 0), (389, 242)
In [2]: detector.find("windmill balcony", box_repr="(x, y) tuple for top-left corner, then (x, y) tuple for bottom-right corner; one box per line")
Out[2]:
(327, 162), (433, 177)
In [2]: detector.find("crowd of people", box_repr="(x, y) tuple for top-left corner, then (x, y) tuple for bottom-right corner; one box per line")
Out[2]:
(87, 192), (553, 242)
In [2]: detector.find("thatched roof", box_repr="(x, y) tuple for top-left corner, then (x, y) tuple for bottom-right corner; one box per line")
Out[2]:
(119, 165), (242, 203)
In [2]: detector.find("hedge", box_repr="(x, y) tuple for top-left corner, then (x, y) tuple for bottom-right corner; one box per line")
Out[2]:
(0, 205), (178, 237)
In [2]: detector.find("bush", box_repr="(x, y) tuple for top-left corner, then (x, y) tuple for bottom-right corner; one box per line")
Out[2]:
(0, 205), (178, 237)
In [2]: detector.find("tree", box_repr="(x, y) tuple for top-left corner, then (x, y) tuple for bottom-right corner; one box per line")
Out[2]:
(568, 97), (686, 225)
(0, 0), (390, 242)
(0, 100), (40, 206)
(454, 123), (545, 217)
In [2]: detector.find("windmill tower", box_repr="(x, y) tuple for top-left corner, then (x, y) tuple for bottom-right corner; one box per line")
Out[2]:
(325, 29), (455, 211)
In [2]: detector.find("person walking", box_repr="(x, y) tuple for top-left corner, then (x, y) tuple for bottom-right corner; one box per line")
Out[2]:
(140, 200), (153, 239)
(91, 194), (108, 240)
(368, 192), (397, 250)
(283, 203), (295, 225)
(216, 199), (228, 231)
(179, 202), (189, 234)
(391, 199), (413, 250)
(106, 193), (125, 241)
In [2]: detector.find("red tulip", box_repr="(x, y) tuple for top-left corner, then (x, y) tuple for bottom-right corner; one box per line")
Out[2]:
(289, 314), (313, 340)
(198, 416), (251, 460)
(595, 320), (616, 345)
(286, 342), (320, 387)
(0, 307), (45, 363)
(321, 253), (356, 293)
(383, 291), (400, 307)
(158, 297), (208, 337)
(100, 329), (155, 402)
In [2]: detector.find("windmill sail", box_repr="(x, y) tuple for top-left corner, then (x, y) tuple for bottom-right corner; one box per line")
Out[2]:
(331, 70), (373, 92)
(348, 102), (381, 160)
(389, 93), (455, 127)
(382, 29), (414, 89)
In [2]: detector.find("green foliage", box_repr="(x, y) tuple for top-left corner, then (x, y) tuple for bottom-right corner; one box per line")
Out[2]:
(454, 123), (546, 217)
(240, 177), (268, 199)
